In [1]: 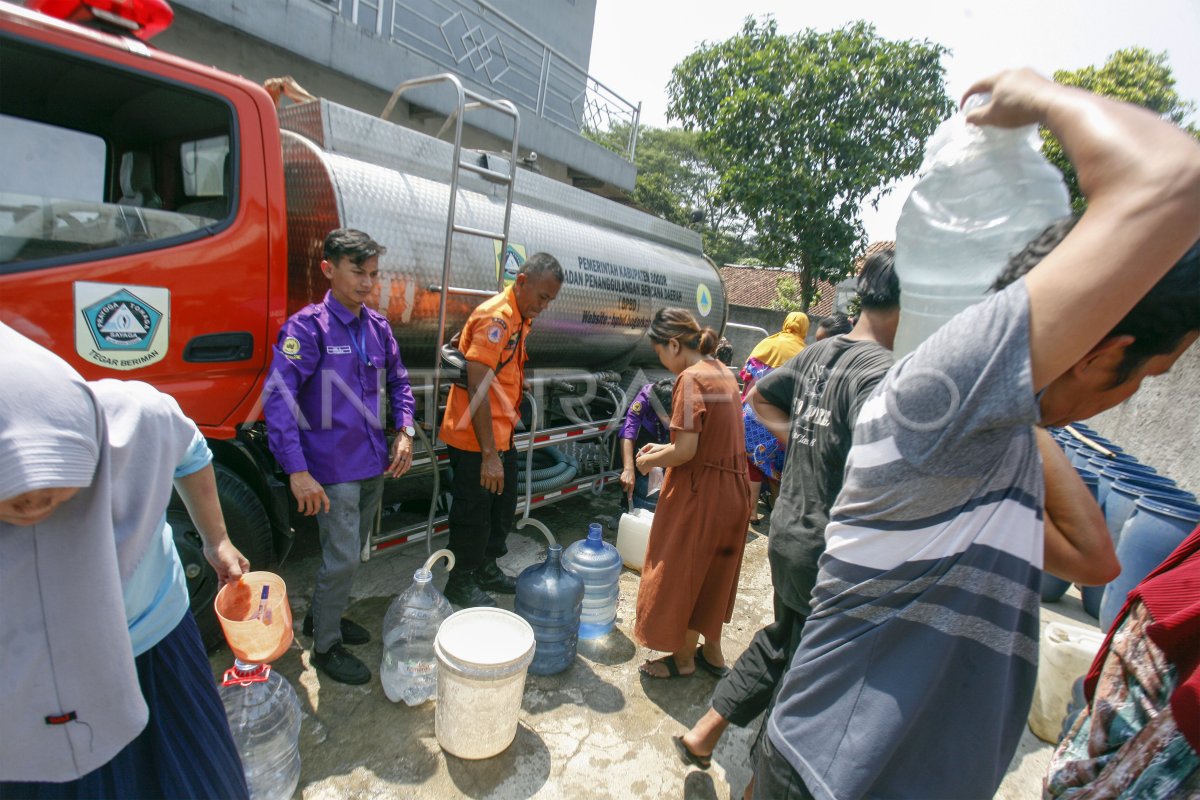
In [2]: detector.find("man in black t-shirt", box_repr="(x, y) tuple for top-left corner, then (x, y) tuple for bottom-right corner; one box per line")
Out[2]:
(673, 248), (900, 777)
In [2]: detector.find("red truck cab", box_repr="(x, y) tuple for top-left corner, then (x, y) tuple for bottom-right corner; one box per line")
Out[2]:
(1, 3), (293, 614)
(1, 2), (287, 434)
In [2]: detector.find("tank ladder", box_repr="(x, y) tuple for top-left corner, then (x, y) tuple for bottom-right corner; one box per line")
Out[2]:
(380, 74), (521, 555)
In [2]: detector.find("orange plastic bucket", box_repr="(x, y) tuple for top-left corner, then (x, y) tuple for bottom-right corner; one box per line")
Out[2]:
(214, 571), (293, 664)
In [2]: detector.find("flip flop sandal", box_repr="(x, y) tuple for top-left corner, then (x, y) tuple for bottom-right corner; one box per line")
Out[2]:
(671, 735), (712, 770)
(694, 647), (730, 678)
(639, 655), (692, 679)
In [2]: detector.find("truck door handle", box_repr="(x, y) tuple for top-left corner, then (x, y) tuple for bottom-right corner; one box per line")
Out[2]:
(183, 332), (254, 363)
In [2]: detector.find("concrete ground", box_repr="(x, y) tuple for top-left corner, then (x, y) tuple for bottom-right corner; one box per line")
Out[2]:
(210, 487), (1101, 799)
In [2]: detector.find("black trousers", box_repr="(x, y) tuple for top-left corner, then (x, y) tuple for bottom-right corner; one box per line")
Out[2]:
(446, 445), (518, 572)
(710, 592), (807, 726)
(751, 726), (817, 800)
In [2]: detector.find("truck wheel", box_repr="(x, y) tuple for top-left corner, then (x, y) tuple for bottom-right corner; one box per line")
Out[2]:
(170, 509), (224, 651)
(215, 464), (273, 569)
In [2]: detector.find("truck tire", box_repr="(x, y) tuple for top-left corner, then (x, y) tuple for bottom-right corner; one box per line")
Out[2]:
(170, 509), (224, 651)
(215, 464), (273, 569)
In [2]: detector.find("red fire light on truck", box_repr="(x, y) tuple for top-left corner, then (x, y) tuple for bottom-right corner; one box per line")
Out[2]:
(26, 0), (173, 40)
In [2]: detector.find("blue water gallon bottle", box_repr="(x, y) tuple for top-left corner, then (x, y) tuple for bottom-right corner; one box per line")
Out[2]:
(515, 541), (584, 675)
(381, 549), (455, 705)
(1100, 496), (1200, 630)
(563, 522), (623, 639)
(219, 660), (302, 800)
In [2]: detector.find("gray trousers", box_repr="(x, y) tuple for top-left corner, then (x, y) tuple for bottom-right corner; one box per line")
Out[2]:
(311, 475), (383, 652)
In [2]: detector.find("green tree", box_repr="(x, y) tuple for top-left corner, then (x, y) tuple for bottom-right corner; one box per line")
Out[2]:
(772, 275), (811, 312)
(667, 17), (953, 309)
(587, 122), (763, 264)
(1044, 48), (1199, 212)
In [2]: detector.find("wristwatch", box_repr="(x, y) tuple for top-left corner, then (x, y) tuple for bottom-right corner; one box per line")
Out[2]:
(400, 425), (416, 438)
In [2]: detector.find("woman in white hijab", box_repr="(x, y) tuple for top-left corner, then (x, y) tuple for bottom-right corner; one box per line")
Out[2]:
(0, 323), (250, 799)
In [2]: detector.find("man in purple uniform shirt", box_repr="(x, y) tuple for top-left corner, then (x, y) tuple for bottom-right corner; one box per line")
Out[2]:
(264, 228), (416, 685)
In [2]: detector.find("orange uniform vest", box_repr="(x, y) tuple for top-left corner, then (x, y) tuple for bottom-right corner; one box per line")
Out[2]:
(439, 286), (529, 452)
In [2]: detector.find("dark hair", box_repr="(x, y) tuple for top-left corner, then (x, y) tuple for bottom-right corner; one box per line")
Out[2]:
(818, 313), (853, 336)
(714, 337), (734, 365)
(648, 307), (718, 355)
(993, 216), (1200, 384)
(649, 378), (676, 418)
(323, 228), (386, 265)
(520, 252), (565, 283)
(856, 247), (899, 310)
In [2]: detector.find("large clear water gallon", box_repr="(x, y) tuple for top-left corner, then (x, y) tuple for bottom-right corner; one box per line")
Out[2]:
(381, 549), (455, 705)
(562, 522), (622, 639)
(893, 93), (1070, 358)
(219, 660), (302, 800)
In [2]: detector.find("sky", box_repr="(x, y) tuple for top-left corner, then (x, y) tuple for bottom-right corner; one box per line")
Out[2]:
(588, 0), (1200, 244)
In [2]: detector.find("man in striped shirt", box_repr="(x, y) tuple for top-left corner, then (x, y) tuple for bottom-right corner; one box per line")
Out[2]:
(756, 69), (1200, 799)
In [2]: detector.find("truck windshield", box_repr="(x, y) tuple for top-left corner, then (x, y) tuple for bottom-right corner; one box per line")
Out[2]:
(0, 37), (234, 270)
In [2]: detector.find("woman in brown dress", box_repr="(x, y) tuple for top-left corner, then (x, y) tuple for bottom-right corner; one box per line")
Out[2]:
(634, 308), (752, 678)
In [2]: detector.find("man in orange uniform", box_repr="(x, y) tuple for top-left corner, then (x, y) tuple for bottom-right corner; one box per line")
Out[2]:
(439, 253), (564, 607)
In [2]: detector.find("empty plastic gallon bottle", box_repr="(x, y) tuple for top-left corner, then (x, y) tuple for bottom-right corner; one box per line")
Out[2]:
(892, 93), (1070, 358)
(563, 522), (622, 639)
(381, 549), (455, 705)
(514, 520), (584, 675)
(219, 660), (302, 800)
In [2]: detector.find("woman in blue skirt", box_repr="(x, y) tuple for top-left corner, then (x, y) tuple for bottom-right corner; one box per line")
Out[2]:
(0, 323), (251, 799)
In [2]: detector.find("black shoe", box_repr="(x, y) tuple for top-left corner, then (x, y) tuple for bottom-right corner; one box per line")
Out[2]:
(474, 560), (517, 594)
(312, 643), (371, 685)
(443, 573), (498, 608)
(302, 611), (371, 646)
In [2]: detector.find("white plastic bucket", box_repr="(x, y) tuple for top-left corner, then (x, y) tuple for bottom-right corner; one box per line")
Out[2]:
(434, 607), (536, 759)
(1028, 621), (1104, 742)
(616, 510), (654, 571)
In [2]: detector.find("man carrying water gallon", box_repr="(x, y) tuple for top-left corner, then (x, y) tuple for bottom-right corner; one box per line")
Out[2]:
(754, 69), (1200, 799)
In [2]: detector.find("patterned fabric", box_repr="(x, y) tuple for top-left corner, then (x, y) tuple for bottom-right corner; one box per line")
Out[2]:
(1046, 602), (1200, 799)
(742, 357), (785, 481)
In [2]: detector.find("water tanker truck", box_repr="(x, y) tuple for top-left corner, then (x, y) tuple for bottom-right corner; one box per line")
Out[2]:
(0, 0), (727, 643)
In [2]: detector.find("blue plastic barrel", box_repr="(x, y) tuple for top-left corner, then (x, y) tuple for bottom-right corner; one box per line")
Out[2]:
(1085, 451), (1144, 471)
(1096, 465), (1176, 509)
(514, 543), (584, 675)
(1099, 496), (1200, 630)
(1104, 480), (1195, 548)
(1067, 438), (1121, 470)
(562, 523), (623, 639)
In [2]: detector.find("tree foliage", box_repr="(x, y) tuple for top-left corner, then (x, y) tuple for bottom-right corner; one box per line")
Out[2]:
(772, 275), (810, 312)
(586, 122), (762, 265)
(1044, 48), (1199, 213)
(666, 17), (953, 308)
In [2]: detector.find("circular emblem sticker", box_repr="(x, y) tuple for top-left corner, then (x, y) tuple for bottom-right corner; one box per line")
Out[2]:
(282, 336), (301, 356)
(696, 283), (713, 317)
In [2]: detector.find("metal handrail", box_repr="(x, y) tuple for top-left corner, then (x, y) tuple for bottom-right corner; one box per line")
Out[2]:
(724, 321), (770, 340)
